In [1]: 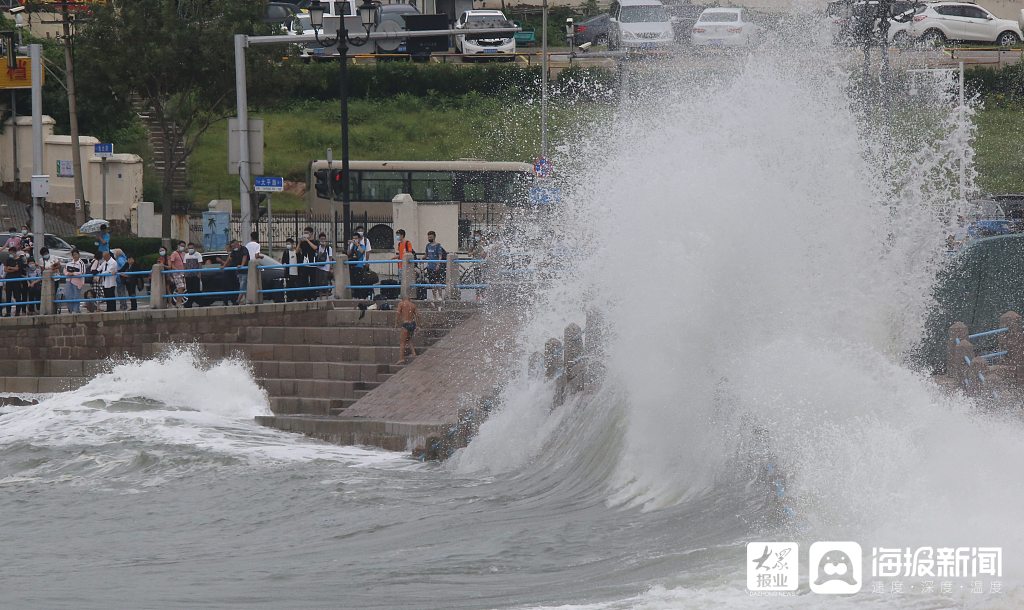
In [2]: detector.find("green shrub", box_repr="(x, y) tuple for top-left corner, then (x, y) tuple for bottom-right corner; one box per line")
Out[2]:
(966, 63), (1024, 107)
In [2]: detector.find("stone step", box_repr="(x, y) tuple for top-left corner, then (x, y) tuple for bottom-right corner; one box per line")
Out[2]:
(191, 342), (414, 364)
(269, 396), (347, 416)
(260, 378), (367, 399)
(252, 361), (401, 383)
(0, 376), (88, 394)
(328, 398), (360, 416)
(326, 308), (472, 327)
(241, 325), (447, 347)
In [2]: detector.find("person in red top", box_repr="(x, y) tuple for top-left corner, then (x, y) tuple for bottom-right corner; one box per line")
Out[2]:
(168, 240), (187, 307)
(394, 229), (415, 269)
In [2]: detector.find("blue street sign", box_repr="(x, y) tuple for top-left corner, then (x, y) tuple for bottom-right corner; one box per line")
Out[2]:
(94, 143), (113, 158)
(529, 186), (561, 206)
(254, 176), (285, 192)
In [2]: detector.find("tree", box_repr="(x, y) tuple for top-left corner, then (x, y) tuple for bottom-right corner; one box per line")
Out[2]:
(74, 0), (268, 245)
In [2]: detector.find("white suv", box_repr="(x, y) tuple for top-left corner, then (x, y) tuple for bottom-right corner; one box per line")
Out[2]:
(454, 10), (516, 59)
(909, 2), (1023, 46)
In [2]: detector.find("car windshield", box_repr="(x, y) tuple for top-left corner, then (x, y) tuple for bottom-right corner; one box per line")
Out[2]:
(468, 14), (505, 23)
(699, 11), (739, 22)
(45, 235), (70, 250)
(620, 5), (668, 23)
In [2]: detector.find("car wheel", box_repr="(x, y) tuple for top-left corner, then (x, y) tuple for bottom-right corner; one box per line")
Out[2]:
(892, 31), (911, 48)
(997, 31), (1020, 47)
(921, 29), (945, 48)
(595, 34), (608, 46)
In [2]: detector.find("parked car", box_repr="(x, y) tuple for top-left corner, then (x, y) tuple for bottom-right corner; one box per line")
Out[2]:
(908, 2), (1023, 47)
(574, 13), (611, 46)
(608, 0), (675, 50)
(0, 233), (94, 266)
(691, 7), (758, 47)
(454, 10), (517, 60)
(827, 0), (916, 46)
(265, 2), (299, 28)
(665, 3), (706, 42)
(377, 3), (420, 53)
(187, 252), (288, 306)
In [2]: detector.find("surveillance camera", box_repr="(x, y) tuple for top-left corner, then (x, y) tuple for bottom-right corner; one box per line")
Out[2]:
(9, 6), (25, 14)
(579, 41), (592, 51)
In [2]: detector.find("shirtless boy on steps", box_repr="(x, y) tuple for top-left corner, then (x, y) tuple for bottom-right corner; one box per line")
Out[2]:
(395, 296), (418, 365)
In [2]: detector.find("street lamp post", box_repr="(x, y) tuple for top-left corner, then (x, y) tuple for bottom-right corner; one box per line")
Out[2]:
(309, 0), (378, 245)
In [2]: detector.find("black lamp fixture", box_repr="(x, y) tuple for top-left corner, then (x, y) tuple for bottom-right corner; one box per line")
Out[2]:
(307, 0), (381, 243)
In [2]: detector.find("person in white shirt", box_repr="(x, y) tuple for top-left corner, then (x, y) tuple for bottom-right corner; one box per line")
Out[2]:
(241, 231), (263, 304)
(354, 226), (371, 254)
(98, 251), (120, 312)
(183, 243), (203, 307)
(316, 232), (334, 298)
(280, 237), (300, 302)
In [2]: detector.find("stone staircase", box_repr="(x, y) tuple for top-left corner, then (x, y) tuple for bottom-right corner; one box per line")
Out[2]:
(137, 307), (466, 416)
(134, 98), (189, 200)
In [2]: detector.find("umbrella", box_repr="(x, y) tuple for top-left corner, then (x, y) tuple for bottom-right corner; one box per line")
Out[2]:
(79, 219), (109, 234)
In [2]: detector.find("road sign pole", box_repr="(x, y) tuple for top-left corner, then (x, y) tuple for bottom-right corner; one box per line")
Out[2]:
(30, 44), (43, 265)
(101, 156), (107, 220)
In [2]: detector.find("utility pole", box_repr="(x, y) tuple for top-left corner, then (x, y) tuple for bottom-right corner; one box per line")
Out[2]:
(61, 0), (87, 225)
(540, 0), (548, 157)
(31, 43), (44, 265)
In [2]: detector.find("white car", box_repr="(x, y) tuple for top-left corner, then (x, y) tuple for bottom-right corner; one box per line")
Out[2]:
(454, 10), (516, 60)
(608, 0), (675, 50)
(827, 0), (915, 46)
(692, 7), (758, 47)
(908, 2), (1023, 46)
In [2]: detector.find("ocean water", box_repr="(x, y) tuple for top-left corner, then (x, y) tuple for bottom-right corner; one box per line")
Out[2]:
(4, 32), (1024, 610)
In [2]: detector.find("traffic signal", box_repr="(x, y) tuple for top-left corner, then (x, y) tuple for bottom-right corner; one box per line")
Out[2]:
(331, 169), (344, 199)
(314, 169), (331, 199)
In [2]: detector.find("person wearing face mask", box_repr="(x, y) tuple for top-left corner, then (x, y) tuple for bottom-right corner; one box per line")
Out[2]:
(63, 248), (86, 314)
(183, 243), (203, 307)
(25, 257), (41, 314)
(155, 245), (170, 300)
(280, 237), (299, 302)
(3, 246), (27, 317)
(423, 230), (447, 302)
(354, 226), (372, 254)
(119, 253), (143, 311)
(168, 241), (187, 307)
(3, 228), (21, 250)
(98, 250), (119, 312)
(96, 224), (110, 256)
(297, 227), (319, 302)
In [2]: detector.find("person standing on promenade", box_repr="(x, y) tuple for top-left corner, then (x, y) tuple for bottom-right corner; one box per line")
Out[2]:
(120, 253), (143, 311)
(394, 229), (414, 268)
(298, 227), (319, 301)
(280, 237), (299, 302)
(96, 224), (111, 256)
(183, 243), (203, 307)
(63, 248), (86, 314)
(98, 250), (119, 312)
(316, 232), (333, 298)
(3, 246), (26, 317)
(168, 241), (187, 307)
(395, 295), (418, 365)
(423, 231), (447, 302)
(222, 240), (248, 305)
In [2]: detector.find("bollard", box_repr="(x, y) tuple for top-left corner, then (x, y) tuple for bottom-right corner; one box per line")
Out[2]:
(528, 351), (545, 379)
(150, 264), (165, 310)
(40, 269), (55, 316)
(584, 309), (605, 387)
(445, 252), (459, 302)
(247, 258), (262, 305)
(949, 337), (977, 390)
(544, 338), (563, 379)
(333, 254), (351, 300)
(400, 252), (414, 300)
(946, 322), (969, 375)
(997, 311), (1024, 382)
(564, 323), (585, 396)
